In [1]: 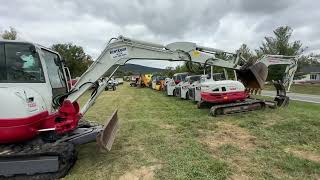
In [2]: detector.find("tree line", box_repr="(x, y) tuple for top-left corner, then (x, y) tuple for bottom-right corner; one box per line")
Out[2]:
(1, 26), (319, 80)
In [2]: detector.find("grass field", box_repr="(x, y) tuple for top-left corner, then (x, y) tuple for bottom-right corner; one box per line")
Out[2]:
(264, 84), (320, 95)
(64, 83), (320, 180)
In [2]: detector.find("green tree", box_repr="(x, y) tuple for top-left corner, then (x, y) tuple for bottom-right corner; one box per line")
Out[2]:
(255, 26), (305, 80)
(237, 44), (254, 61)
(1, 27), (17, 40)
(163, 66), (175, 78)
(51, 43), (93, 77)
(256, 26), (304, 56)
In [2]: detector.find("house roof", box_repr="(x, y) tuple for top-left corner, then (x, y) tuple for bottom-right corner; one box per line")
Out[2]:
(300, 66), (320, 73)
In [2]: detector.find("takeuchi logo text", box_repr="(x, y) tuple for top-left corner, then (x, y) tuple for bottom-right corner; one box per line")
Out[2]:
(110, 48), (127, 54)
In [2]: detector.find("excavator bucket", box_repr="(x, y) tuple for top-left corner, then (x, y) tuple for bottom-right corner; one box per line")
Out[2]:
(96, 110), (119, 151)
(273, 80), (290, 107)
(237, 62), (268, 90)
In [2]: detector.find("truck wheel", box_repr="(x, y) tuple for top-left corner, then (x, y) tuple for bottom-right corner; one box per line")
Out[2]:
(105, 87), (109, 91)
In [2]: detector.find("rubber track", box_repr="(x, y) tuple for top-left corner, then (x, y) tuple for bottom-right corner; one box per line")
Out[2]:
(0, 142), (77, 180)
(210, 99), (266, 116)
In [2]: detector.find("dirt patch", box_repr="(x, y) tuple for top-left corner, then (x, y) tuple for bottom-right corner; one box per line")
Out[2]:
(118, 165), (162, 180)
(226, 155), (252, 180)
(261, 113), (283, 127)
(159, 123), (176, 130)
(285, 148), (320, 163)
(228, 173), (251, 180)
(200, 122), (257, 150)
(199, 122), (260, 179)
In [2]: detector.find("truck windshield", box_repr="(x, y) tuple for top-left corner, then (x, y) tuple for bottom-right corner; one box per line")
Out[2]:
(0, 43), (44, 83)
(180, 74), (188, 81)
(190, 76), (200, 83)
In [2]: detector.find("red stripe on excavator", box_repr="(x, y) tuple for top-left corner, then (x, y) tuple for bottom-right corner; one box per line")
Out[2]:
(0, 111), (51, 143)
(201, 91), (247, 103)
(0, 111), (49, 127)
(0, 100), (81, 143)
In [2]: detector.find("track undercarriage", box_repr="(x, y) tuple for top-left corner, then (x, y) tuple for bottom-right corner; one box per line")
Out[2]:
(209, 80), (289, 116)
(0, 111), (119, 180)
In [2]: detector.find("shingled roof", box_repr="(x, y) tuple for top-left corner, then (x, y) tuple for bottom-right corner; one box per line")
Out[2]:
(300, 66), (320, 73)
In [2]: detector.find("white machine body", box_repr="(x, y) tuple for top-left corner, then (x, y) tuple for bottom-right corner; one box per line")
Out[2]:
(166, 72), (188, 96)
(177, 75), (201, 99)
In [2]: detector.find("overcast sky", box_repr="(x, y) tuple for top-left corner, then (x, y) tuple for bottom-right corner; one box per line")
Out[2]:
(1, 0), (319, 68)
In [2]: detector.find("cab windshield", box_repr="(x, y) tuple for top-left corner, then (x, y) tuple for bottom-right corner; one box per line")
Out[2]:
(0, 42), (45, 83)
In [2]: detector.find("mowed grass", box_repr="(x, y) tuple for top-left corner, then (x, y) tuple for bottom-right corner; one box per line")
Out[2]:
(64, 83), (320, 180)
(264, 84), (320, 95)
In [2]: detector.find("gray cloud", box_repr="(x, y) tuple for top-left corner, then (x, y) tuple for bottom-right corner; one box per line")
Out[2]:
(0, 0), (319, 68)
(236, 0), (292, 14)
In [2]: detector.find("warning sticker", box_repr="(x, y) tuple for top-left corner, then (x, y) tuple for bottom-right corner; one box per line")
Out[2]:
(27, 102), (38, 112)
(109, 47), (128, 59)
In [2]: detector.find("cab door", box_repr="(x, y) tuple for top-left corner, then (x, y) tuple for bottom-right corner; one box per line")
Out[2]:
(41, 49), (67, 98)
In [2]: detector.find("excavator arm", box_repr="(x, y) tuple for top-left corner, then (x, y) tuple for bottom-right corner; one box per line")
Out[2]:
(258, 55), (298, 92)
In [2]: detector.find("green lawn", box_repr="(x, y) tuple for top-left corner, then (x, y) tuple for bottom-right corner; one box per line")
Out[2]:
(264, 84), (320, 95)
(64, 83), (320, 180)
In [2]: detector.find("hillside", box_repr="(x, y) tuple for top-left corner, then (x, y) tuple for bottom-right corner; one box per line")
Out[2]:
(117, 63), (165, 74)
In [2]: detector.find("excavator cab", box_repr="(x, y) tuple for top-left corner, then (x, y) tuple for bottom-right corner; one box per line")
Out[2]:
(0, 41), (119, 179)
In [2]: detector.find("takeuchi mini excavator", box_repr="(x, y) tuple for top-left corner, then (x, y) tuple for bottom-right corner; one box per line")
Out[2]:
(188, 55), (298, 115)
(0, 36), (296, 179)
(188, 73), (226, 102)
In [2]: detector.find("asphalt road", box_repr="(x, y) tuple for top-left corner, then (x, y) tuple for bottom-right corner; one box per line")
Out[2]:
(261, 91), (320, 104)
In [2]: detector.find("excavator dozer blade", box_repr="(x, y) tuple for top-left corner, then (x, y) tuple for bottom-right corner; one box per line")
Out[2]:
(96, 110), (119, 151)
(237, 62), (268, 89)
